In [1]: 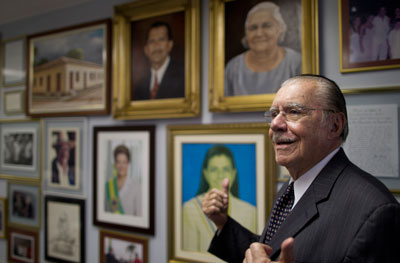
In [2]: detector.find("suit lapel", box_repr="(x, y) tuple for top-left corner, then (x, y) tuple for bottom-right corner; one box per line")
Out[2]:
(267, 149), (350, 260)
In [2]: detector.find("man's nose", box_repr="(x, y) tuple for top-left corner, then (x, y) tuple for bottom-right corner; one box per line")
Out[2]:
(270, 113), (287, 131)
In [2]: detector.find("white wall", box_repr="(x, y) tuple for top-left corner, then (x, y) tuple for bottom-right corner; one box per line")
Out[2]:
(0, 0), (399, 262)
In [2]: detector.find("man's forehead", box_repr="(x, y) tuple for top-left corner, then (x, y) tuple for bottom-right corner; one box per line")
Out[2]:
(272, 80), (319, 106)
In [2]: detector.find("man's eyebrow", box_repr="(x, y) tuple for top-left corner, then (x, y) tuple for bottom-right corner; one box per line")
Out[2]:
(268, 102), (304, 111)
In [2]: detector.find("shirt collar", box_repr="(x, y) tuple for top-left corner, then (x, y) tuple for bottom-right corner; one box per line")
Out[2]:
(291, 147), (340, 208)
(150, 56), (170, 88)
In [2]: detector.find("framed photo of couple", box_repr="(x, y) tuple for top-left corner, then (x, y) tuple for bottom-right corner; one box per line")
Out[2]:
(112, 0), (200, 120)
(42, 118), (86, 197)
(93, 126), (155, 234)
(339, 0), (400, 74)
(208, 0), (319, 112)
(167, 123), (276, 263)
(8, 181), (41, 229)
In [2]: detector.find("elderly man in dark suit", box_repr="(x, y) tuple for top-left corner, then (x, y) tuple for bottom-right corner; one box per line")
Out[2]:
(202, 74), (400, 263)
(132, 21), (184, 100)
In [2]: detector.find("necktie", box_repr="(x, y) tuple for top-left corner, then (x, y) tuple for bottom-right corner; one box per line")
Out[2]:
(265, 182), (294, 242)
(151, 74), (159, 99)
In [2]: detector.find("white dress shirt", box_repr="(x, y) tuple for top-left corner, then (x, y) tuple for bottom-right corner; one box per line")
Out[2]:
(291, 147), (340, 208)
(149, 56), (170, 91)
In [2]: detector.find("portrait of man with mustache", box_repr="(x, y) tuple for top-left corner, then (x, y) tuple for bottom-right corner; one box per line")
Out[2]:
(132, 20), (185, 100)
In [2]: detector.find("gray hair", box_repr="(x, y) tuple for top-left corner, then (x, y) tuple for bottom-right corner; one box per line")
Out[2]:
(282, 74), (349, 142)
(241, 2), (287, 49)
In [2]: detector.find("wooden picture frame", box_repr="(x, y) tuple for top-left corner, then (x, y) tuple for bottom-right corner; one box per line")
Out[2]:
(209, 0), (319, 112)
(1, 36), (26, 87)
(93, 126), (155, 235)
(26, 19), (111, 117)
(113, 0), (200, 120)
(0, 197), (6, 239)
(7, 227), (39, 263)
(3, 90), (25, 116)
(8, 181), (41, 229)
(0, 119), (41, 180)
(44, 195), (85, 263)
(339, 0), (400, 73)
(43, 118), (86, 197)
(99, 229), (148, 263)
(167, 123), (276, 263)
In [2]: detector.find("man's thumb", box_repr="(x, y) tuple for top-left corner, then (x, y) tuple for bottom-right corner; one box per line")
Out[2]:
(222, 178), (229, 194)
(279, 237), (294, 263)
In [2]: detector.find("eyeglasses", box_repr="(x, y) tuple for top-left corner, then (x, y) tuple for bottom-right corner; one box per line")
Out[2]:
(264, 106), (335, 124)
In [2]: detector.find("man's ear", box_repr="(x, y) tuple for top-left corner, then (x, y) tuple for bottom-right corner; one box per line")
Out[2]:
(328, 112), (346, 139)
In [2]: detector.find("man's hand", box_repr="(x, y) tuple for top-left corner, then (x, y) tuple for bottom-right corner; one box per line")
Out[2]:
(201, 178), (229, 230)
(243, 237), (294, 263)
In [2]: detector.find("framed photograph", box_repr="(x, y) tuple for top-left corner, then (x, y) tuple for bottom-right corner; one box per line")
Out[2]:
(26, 19), (111, 117)
(7, 227), (39, 263)
(1, 37), (26, 87)
(43, 118), (86, 196)
(8, 181), (41, 229)
(45, 195), (85, 263)
(167, 123), (276, 262)
(3, 90), (25, 115)
(339, 0), (400, 73)
(99, 229), (148, 263)
(113, 0), (200, 120)
(0, 120), (41, 180)
(208, 0), (319, 112)
(93, 126), (155, 234)
(0, 197), (6, 239)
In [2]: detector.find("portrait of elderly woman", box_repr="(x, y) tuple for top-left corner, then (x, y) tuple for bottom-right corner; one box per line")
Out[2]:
(182, 144), (256, 252)
(225, 1), (301, 96)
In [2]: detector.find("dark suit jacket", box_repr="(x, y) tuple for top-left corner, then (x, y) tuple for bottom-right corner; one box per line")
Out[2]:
(132, 59), (184, 100)
(209, 148), (400, 262)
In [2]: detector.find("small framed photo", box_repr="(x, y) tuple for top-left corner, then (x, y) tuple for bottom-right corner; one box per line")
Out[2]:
(45, 195), (85, 263)
(0, 197), (7, 239)
(113, 0), (200, 120)
(3, 90), (25, 116)
(167, 123), (276, 262)
(43, 118), (86, 196)
(339, 0), (400, 73)
(7, 227), (39, 263)
(208, 0), (319, 112)
(1, 37), (26, 87)
(8, 181), (41, 229)
(26, 19), (111, 117)
(0, 120), (41, 180)
(99, 229), (148, 263)
(93, 126), (155, 235)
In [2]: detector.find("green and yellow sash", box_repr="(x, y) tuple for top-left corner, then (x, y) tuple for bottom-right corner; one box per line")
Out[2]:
(106, 177), (124, 214)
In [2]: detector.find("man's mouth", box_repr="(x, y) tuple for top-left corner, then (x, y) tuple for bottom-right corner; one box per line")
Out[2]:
(272, 136), (295, 145)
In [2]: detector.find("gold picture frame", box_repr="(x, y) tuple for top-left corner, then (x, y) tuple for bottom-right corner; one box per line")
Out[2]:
(113, 0), (200, 120)
(26, 19), (111, 117)
(167, 123), (276, 263)
(209, 0), (319, 112)
(3, 90), (25, 116)
(0, 197), (7, 239)
(99, 229), (149, 263)
(339, 0), (400, 73)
